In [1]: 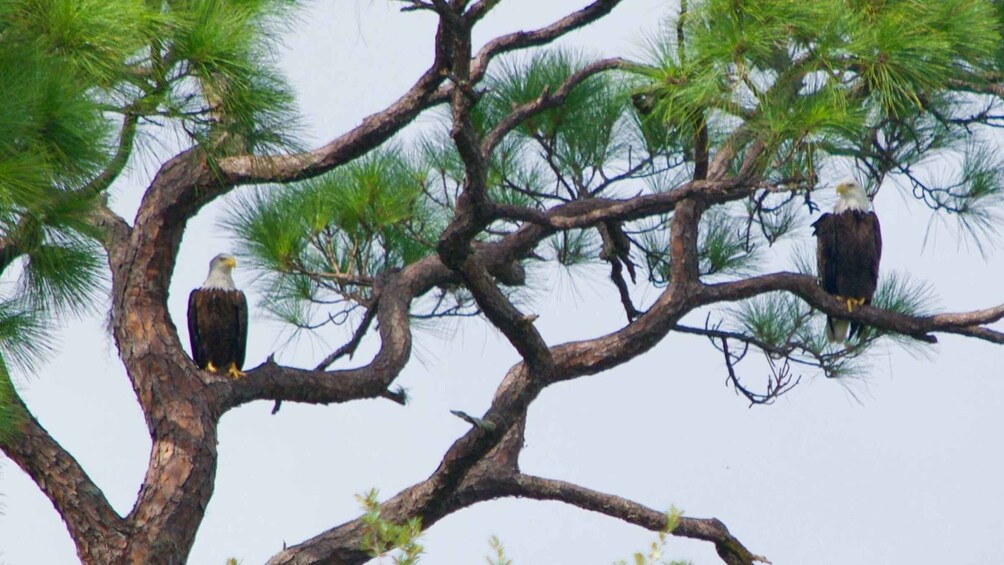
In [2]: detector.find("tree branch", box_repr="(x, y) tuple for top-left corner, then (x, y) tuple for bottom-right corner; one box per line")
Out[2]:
(509, 474), (770, 565)
(469, 0), (625, 84)
(212, 243), (531, 412)
(88, 201), (132, 254)
(491, 178), (742, 230)
(1, 392), (128, 562)
(215, 68), (448, 186)
(456, 252), (554, 370)
(207, 7), (460, 190)
(80, 112), (140, 196)
(481, 57), (631, 155)
(314, 303), (379, 372)
(699, 273), (1004, 344)
(463, 0), (501, 24)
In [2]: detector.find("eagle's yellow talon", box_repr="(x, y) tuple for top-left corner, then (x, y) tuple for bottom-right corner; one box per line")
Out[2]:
(226, 363), (246, 380)
(205, 361), (219, 373)
(840, 297), (866, 312)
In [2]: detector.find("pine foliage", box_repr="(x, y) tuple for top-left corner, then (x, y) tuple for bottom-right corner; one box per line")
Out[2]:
(0, 0), (301, 433)
(225, 147), (445, 326)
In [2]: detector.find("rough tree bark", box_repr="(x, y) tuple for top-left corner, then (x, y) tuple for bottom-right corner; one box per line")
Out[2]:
(2, 2), (1004, 565)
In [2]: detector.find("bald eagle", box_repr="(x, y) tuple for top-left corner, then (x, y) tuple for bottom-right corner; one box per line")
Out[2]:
(812, 180), (882, 343)
(188, 254), (248, 378)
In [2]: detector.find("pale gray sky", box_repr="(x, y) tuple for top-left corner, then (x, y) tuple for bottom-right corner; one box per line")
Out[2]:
(2, 2), (1003, 564)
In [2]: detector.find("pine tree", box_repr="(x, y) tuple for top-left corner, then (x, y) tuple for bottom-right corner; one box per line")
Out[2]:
(2, 1), (1004, 563)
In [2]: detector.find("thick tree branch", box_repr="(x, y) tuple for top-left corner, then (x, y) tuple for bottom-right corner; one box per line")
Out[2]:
(205, 8), (460, 189)
(89, 13), (468, 554)
(1, 393), (128, 562)
(212, 279), (414, 412)
(458, 254), (554, 370)
(668, 197), (705, 288)
(212, 243), (530, 411)
(215, 68), (448, 186)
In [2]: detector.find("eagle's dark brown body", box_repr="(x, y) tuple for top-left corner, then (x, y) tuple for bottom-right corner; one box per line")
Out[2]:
(812, 209), (882, 341)
(187, 288), (248, 373)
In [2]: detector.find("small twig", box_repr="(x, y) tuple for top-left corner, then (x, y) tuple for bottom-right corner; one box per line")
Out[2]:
(450, 409), (497, 432)
(314, 303), (379, 371)
(270, 301), (379, 415)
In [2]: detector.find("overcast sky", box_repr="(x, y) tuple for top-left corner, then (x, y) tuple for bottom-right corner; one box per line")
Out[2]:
(3, 2), (1004, 564)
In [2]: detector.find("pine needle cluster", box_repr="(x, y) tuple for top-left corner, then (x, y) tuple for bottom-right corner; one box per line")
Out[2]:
(0, 0), (301, 427)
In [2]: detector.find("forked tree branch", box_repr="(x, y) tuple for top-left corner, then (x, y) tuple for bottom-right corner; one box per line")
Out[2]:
(259, 183), (1004, 564)
(266, 202), (716, 563)
(464, 0), (502, 24)
(15, 1), (1004, 563)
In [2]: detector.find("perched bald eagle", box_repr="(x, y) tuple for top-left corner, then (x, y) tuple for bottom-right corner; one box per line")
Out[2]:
(188, 254), (248, 378)
(812, 180), (882, 343)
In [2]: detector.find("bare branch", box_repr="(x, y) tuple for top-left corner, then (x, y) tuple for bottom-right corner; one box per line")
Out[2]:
(509, 474), (770, 565)
(314, 301), (379, 371)
(456, 253), (554, 370)
(719, 337), (800, 406)
(464, 0), (501, 23)
(492, 178), (744, 230)
(1, 393), (128, 562)
(469, 0), (625, 83)
(215, 67), (448, 186)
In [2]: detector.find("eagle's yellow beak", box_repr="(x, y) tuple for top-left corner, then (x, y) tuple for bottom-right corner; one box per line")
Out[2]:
(835, 183), (848, 195)
(224, 257), (237, 269)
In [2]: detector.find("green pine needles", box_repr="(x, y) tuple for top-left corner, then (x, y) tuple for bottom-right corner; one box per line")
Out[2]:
(2, 0), (1003, 425)
(0, 0), (302, 432)
(223, 0), (1004, 392)
(225, 147), (444, 327)
(356, 489), (424, 565)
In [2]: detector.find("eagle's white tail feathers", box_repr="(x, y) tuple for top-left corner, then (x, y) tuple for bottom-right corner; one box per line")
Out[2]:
(826, 317), (849, 343)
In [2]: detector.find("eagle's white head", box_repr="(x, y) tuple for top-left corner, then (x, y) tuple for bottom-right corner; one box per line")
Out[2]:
(833, 180), (870, 214)
(202, 254), (238, 290)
